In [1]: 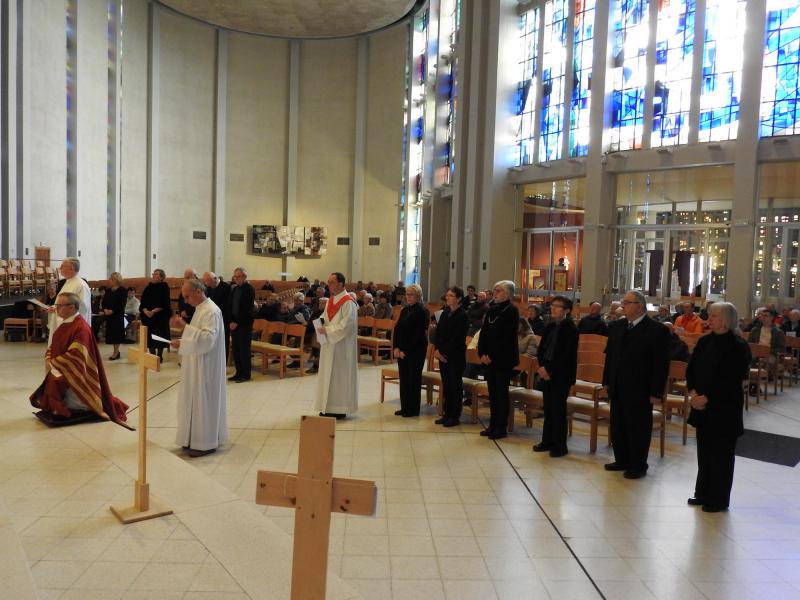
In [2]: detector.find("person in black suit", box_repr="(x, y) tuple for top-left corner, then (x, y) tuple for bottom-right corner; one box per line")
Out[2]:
(203, 271), (231, 361)
(602, 290), (670, 479)
(392, 284), (429, 417)
(140, 269), (172, 362)
(780, 308), (800, 335)
(687, 302), (751, 512)
(533, 295), (579, 457)
(477, 280), (520, 440)
(577, 302), (608, 336)
(229, 267), (255, 382)
(433, 286), (469, 427)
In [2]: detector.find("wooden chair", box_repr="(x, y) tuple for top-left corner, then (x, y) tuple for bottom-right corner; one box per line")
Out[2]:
(20, 267), (35, 294)
(566, 363), (609, 453)
(358, 318), (394, 364)
(506, 354), (540, 432)
(379, 343), (439, 408)
(784, 336), (800, 386)
(578, 333), (608, 347)
(577, 340), (606, 354)
(577, 350), (606, 367)
(34, 267), (47, 293)
(748, 343), (771, 406)
(463, 348), (489, 424)
(252, 322), (307, 378)
(4, 317), (32, 341)
(663, 360), (690, 445)
(6, 266), (22, 295)
(251, 321), (285, 374)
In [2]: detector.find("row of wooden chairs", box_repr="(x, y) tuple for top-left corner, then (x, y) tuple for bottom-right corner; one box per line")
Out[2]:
(251, 320), (307, 378)
(0, 264), (57, 296)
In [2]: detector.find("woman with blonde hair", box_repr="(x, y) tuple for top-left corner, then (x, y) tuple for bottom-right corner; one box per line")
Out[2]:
(392, 284), (429, 417)
(102, 272), (128, 360)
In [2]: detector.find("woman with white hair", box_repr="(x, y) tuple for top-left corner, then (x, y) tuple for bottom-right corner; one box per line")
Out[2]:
(392, 284), (429, 417)
(477, 280), (520, 440)
(686, 302), (751, 512)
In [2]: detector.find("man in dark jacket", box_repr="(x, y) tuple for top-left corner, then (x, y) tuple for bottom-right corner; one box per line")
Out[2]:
(466, 292), (489, 336)
(577, 302), (608, 336)
(229, 267), (255, 383)
(603, 290), (670, 479)
(203, 271), (231, 361)
(534, 295), (579, 457)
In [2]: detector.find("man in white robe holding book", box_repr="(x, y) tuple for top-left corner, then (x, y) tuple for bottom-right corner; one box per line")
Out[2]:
(170, 279), (228, 456)
(313, 272), (358, 419)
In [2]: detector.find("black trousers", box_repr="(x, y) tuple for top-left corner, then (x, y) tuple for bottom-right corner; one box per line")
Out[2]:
(231, 324), (253, 380)
(695, 428), (737, 508)
(541, 381), (570, 451)
(610, 394), (653, 471)
(222, 320), (230, 364)
(398, 347), (426, 416)
(486, 366), (513, 434)
(440, 357), (465, 422)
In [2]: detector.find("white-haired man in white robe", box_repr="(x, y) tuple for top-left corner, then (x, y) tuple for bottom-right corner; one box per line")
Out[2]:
(170, 278), (228, 456)
(313, 272), (358, 419)
(46, 257), (91, 344)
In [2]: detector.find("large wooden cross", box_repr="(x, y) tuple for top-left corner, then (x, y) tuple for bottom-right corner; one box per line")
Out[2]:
(110, 325), (173, 524)
(256, 415), (377, 600)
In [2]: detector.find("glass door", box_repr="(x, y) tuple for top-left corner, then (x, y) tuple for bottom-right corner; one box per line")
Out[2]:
(521, 229), (582, 300)
(756, 226), (800, 302)
(614, 229), (666, 303)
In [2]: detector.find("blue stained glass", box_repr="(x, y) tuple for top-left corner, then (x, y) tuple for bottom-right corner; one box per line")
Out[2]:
(653, 0), (695, 147)
(514, 8), (540, 166)
(760, 0), (800, 137)
(569, 0), (595, 157)
(698, 0), (746, 142)
(608, 0), (650, 151)
(539, 0), (568, 162)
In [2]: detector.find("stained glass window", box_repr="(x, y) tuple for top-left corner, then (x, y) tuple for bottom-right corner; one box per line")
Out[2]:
(608, 0), (650, 151)
(760, 0), (800, 137)
(569, 0), (595, 157)
(539, 0), (568, 161)
(698, 0), (746, 142)
(514, 8), (540, 166)
(653, 0), (695, 146)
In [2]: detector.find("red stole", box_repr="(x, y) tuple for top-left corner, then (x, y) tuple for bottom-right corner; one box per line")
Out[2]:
(326, 293), (354, 321)
(30, 316), (128, 422)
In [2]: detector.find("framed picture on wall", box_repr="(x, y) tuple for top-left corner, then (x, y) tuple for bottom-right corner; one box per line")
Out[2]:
(250, 225), (327, 256)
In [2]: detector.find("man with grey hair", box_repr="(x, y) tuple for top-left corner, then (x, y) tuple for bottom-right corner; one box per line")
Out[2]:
(602, 289), (670, 479)
(47, 257), (91, 344)
(781, 308), (800, 336)
(203, 271), (231, 360)
(169, 279), (228, 456)
(229, 267), (255, 382)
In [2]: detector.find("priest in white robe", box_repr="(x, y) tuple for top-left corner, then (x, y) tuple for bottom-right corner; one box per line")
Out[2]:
(169, 278), (228, 457)
(47, 257), (92, 345)
(313, 272), (358, 419)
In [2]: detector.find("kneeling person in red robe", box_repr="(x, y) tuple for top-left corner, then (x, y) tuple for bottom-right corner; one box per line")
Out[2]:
(30, 292), (128, 424)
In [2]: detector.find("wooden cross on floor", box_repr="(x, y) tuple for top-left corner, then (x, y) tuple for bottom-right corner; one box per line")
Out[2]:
(110, 325), (173, 524)
(256, 415), (377, 600)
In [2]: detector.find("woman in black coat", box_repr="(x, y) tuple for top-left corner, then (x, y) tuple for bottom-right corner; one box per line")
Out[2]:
(102, 272), (128, 360)
(392, 284), (429, 417)
(687, 302), (751, 512)
(534, 295), (579, 457)
(433, 286), (469, 427)
(140, 268), (172, 361)
(477, 281), (520, 440)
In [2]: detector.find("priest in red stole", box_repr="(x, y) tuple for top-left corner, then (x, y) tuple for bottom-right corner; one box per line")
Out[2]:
(30, 292), (128, 423)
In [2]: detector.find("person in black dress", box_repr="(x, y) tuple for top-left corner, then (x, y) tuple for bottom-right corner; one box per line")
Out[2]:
(177, 267), (198, 324)
(602, 290), (670, 479)
(229, 267), (255, 382)
(477, 280), (520, 440)
(140, 268), (172, 362)
(433, 286), (469, 427)
(392, 284), (429, 417)
(102, 272), (128, 360)
(203, 271), (232, 361)
(533, 295), (578, 457)
(687, 302), (751, 512)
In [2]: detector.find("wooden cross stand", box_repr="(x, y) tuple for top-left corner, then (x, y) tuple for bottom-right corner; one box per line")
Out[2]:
(256, 415), (377, 600)
(110, 325), (173, 524)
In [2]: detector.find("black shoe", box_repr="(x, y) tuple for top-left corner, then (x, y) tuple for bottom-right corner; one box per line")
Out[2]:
(479, 429), (493, 437)
(533, 443), (553, 453)
(604, 462), (627, 471)
(287, 361), (301, 369)
(186, 447), (216, 457)
(228, 375), (240, 381)
(320, 413), (346, 420)
(702, 504), (727, 513)
(394, 410), (406, 416)
(108, 353), (120, 361)
(434, 417), (448, 425)
(549, 448), (568, 458)
(402, 413), (419, 418)
(687, 497), (704, 506)
(488, 431), (507, 440)
(442, 419), (460, 427)
(623, 469), (647, 480)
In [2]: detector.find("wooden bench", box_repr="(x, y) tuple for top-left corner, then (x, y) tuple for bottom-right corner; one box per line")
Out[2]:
(251, 321), (306, 378)
(357, 318), (395, 364)
(4, 317), (31, 341)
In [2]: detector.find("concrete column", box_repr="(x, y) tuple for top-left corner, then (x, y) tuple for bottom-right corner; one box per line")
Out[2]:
(283, 40), (299, 280)
(727, 0), (766, 313)
(212, 29), (227, 274)
(350, 36), (368, 281)
(579, 0), (614, 304)
(145, 2), (160, 274)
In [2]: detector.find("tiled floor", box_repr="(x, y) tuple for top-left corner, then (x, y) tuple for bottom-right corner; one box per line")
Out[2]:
(2, 341), (800, 599)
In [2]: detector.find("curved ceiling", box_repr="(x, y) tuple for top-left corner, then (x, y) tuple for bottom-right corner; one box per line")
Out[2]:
(157, 0), (420, 39)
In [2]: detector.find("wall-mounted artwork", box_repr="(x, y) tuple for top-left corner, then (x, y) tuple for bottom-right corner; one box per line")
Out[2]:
(250, 226), (328, 257)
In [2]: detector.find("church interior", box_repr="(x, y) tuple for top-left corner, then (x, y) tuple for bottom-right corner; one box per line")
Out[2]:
(3, 0), (800, 599)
